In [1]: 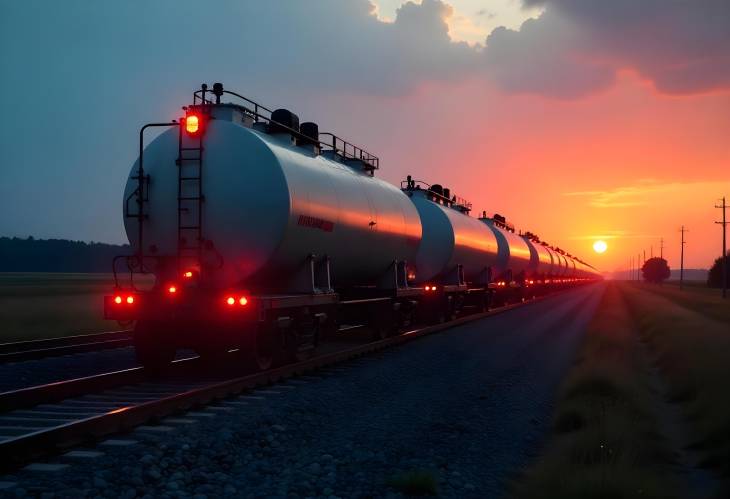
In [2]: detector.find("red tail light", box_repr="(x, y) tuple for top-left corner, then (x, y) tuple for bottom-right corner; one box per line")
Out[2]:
(112, 295), (135, 305)
(168, 286), (177, 294)
(226, 296), (235, 306)
(183, 271), (194, 279)
(185, 115), (200, 134)
(239, 297), (248, 306)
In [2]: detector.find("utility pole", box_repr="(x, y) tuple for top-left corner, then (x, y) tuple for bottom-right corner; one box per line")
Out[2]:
(651, 246), (653, 259)
(660, 238), (664, 260)
(638, 252), (642, 281)
(716, 196), (728, 299)
(627, 256), (634, 281)
(679, 226), (687, 291)
(629, 257), (632, 281)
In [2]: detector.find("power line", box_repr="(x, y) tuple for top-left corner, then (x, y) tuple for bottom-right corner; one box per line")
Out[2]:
(715, 196), (728, 299)
(679, 226), (688, 291)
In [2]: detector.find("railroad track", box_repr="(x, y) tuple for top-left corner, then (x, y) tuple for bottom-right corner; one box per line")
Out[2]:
(0, 292), (568, 470)
(0, 330), (133, 363)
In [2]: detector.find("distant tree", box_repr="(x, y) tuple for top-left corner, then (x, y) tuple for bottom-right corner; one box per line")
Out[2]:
(0, 236), (130, 272)
(642, 257), (670, 283)
(707, 253), (730, 288)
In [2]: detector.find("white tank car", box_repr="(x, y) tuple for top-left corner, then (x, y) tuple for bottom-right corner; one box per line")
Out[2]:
(523, 238), (554, 277)
(406, 189), (499, 284)
(123, 107), (422, 290)
(482, 219), (532, 279)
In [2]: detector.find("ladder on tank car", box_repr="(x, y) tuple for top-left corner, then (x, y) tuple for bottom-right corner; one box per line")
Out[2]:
(176, 124), (204, 274)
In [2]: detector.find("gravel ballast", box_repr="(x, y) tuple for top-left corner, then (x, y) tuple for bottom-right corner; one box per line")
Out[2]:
(1, 284), (603, 498)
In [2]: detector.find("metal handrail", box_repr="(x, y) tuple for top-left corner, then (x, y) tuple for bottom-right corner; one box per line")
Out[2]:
(191, 85), (379, 171)
(401, 178), (472, 212)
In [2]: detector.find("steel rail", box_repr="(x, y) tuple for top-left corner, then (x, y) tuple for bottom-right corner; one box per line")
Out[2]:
(0, 288), (586, 469)
(0, 330), (133, 363)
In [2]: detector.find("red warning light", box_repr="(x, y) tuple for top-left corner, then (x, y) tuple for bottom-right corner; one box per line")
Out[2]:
(226, 296), (235, 306)
(114, 296), (122, 304)
(126, 296), (135, 304)
(185, 115), (200, 134)
(168, 286), (177, 294)
(239, 296), (248, 306)
(183, 271), (194, 279)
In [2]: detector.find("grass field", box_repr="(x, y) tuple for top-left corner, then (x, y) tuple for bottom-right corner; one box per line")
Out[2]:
(622, 283), (730, 483)
(0, 273), (131, 342)
(511, 283), (681, 498)
(636, 281), (730, 324)
(513, 281), (730, 498)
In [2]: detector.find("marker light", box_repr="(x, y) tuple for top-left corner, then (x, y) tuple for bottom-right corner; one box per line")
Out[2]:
(114, 296), (122, 304)
(168, 286), (177, 294)
(185, 115), (200, 134)
(126, 296), (135, 304)
(226, 296), (235, 306)
(239, 296), (248, 306)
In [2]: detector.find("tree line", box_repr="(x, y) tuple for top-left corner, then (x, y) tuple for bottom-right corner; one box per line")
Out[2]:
(0, 237), (129, 272)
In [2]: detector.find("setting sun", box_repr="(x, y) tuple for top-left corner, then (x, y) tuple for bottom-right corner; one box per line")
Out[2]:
(593, 240), (608, 254)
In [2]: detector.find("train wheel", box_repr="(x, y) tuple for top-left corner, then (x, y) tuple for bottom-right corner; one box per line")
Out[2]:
(477, 293), (489, 313)
(371, 322), (390, 341)
(134, 321), (175, 374)
(251, 324), (276, 371)
(369, 306), (394, 340)
(284, 314), (319, 363)
(428, 305), (447, 325)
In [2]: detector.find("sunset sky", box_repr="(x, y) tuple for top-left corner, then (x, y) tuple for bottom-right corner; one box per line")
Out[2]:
(2, 0), (729, 275)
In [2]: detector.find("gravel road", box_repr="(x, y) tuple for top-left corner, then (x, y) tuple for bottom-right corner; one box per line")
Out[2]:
(0, 284), (604, 498)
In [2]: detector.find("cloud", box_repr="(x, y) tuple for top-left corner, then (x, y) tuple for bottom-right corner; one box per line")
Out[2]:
(483, 12), (616, 99)
(492, 0), (730, 97)
(564, 179), (729, 209)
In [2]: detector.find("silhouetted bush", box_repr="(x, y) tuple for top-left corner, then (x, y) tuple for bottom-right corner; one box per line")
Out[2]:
(641, 257), (670, 283)
(0, 237), (129, 272)
(707, 253), (730, 288)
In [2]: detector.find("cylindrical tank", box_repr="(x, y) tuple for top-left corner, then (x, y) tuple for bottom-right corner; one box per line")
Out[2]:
(548, 250), (566, 276)
(565, 257), (576, 277)
(523, 238), (553, 277)
(123, 117), (422, 289)
(483, 220), (532, 278)
(407, 191), (499, 284)
(543, 247), (557, 276)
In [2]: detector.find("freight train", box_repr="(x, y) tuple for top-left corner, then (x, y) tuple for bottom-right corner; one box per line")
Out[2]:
(105, 83), (600, 371)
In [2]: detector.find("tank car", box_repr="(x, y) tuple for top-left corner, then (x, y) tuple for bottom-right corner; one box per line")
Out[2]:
(105, 83), (601, 371)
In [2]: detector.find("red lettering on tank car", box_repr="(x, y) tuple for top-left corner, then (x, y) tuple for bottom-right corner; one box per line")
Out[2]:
(298, 215), (335, 232)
